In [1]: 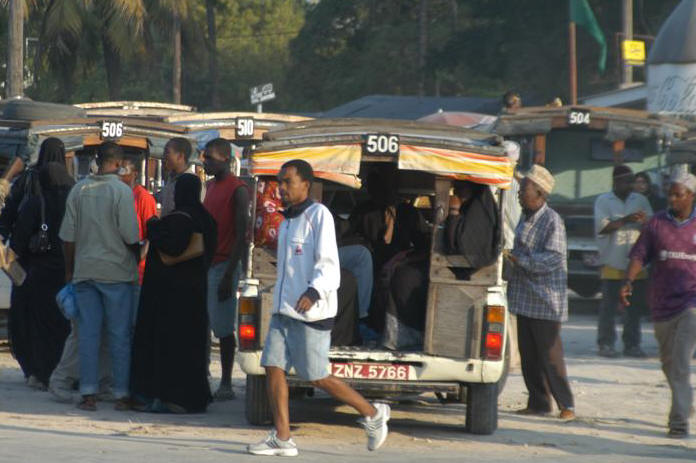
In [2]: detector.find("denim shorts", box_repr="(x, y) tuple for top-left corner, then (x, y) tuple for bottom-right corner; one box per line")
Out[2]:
(207, 262), (241, 338)
(261, 314), (331, 381)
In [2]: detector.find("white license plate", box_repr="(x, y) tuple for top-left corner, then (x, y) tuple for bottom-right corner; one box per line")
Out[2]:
(331, 362), (415, 380)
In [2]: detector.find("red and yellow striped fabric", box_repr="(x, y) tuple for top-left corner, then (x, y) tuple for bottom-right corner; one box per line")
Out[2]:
(250, 143), (514, 189)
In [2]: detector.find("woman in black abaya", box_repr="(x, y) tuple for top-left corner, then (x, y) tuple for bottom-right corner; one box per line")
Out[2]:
(5, 139), (68, 389)
(130, 174), (217, 413)
(11, 162), (74, 387)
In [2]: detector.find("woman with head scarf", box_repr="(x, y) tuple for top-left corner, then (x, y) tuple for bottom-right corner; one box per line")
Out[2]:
(9, 162), (74, 388)
(0, 137), (66, 241)
(130, 174), (217, 413)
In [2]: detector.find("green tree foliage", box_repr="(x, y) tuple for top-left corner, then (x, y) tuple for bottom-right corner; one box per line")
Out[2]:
(8, 0), (685, 111)
(285, 0), (684, 110)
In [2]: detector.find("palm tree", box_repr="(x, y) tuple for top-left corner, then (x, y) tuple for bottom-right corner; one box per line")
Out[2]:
(205, 0), (219, 108)
(35, 0), (145, 99)
(146, 0), (193, 104)
(6, 0), (25, 97)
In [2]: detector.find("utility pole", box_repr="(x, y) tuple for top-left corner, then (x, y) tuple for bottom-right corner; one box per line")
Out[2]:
(621, 0), (633, 86)
(569, 21), (577, 105)
(6, 0), (24, 98)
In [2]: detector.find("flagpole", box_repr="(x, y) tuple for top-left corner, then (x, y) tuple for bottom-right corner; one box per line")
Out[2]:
(569, 21), (578, 105)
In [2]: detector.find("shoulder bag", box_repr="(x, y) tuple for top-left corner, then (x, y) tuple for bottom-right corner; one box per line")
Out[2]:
(28, 193), (51, 254)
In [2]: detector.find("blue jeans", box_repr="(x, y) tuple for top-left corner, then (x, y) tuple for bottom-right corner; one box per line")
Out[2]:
(338, 245), (373, 319)
(75, 281), (134, 398)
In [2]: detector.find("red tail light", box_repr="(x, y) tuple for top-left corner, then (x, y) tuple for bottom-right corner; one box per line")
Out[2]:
(238, 295), (260, 351)
(484, 333), (503, 360)
(239, 324), (257, 350)
(482, 305), (505, 361)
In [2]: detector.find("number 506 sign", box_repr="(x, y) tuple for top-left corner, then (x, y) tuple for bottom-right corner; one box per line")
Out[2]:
(364, 134), (399, 155)
(100, 121), (124, 139)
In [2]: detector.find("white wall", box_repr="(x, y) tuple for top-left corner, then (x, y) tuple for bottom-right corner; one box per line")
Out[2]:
(647, 63), (696, 113)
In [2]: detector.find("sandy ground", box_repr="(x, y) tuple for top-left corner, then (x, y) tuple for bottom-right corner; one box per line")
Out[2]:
(1, 313), (695, 462)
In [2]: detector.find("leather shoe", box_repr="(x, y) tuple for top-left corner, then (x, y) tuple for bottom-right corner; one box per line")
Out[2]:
(559, 409), (576, 420)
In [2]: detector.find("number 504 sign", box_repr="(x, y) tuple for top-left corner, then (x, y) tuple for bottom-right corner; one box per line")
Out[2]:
(364, 134), (400, 156)
(568, 109), (591, 126)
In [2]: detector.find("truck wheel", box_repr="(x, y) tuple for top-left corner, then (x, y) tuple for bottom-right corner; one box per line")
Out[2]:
(466, 383), (498, 435)
(245, 375), (272, 425)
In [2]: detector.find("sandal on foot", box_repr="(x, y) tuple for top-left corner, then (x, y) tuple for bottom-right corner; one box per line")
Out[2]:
(114, 398), (131, 411)
(77, 395), (97, 411)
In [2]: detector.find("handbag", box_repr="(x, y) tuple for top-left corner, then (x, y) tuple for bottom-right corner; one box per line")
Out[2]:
(158, 211), (204, 265)
(28, 193), (51, 254)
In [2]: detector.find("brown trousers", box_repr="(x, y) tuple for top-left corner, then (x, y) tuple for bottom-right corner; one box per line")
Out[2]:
(517, 315), (574, 412)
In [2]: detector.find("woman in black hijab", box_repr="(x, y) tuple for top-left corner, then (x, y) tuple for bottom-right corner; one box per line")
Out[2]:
(10, 162), (74, 387)
(0, 137), (66, 240)
(130, 174), (217, 413)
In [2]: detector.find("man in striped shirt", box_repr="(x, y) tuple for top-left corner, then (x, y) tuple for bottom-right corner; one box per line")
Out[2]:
(506, 165), (575, 421)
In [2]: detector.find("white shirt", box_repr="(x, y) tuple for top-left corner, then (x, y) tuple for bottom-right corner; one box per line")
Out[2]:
(502, 178), (522, 250)
(273, 201), (341, 322)
(594, 191), (653, 270)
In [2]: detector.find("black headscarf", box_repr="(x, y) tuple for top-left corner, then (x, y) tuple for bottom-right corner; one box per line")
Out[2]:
(445, 184), (500, 268)
(174, 174), (218, 267)
(37, 138), (66, 167)
(175, 174), (203, 209)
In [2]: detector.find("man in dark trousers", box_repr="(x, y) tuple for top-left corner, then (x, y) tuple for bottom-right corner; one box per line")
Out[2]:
(621, 172), (696, 438)
(594, 165), (652, 358)
(506, 165), (575, 421)
(202, 138), (249, 400)
(247, 160), (389, 456)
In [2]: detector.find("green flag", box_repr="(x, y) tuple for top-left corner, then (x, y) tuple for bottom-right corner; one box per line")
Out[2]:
(570, 0), (607, 73)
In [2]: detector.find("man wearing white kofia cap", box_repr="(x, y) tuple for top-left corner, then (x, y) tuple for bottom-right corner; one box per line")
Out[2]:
(621, 171), (696, 438)
(505, 165), (575, 421)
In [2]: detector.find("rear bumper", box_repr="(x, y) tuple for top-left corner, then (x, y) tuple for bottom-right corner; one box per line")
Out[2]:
(237, 348), (505, 384)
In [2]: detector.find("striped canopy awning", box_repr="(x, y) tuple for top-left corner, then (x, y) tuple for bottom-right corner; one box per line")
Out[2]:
(399, 145), (514, 188)
(250, 143), (514, 189)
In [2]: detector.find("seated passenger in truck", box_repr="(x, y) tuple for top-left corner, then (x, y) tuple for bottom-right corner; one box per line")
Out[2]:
(348, 167), (431, 350)
(445, 181), (500, 273)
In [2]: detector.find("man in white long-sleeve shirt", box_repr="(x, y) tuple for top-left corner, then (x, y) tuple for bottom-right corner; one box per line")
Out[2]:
(247, 160), (390, 457)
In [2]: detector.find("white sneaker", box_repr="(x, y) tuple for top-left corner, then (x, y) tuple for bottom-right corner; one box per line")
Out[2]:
(247, 430), (298, 457)
(360, 402), (390, 451)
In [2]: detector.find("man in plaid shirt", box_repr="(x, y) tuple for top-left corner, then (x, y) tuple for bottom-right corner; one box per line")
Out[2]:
(506, 165), (575, 421)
